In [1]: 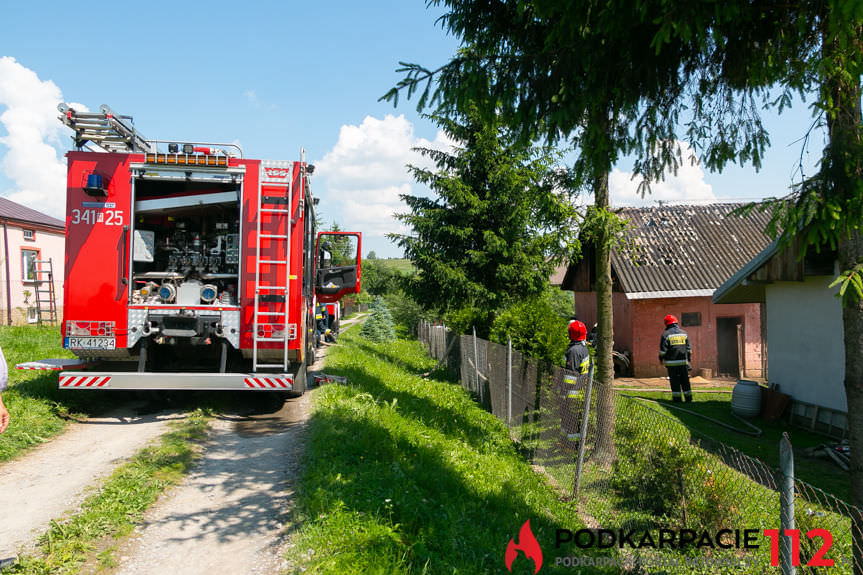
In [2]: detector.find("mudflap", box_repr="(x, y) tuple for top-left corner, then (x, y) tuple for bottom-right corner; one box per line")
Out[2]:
(292, 362), (307, 394)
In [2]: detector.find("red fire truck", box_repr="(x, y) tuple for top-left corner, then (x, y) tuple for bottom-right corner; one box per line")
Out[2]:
(18, 104), (360, 393)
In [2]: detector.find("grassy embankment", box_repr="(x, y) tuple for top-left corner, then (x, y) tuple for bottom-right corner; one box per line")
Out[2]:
(618, 390), (850, 502)
(294, 325), (854, 574)
(371, 258), (415, 274)
(573, 391), (854, 574)
(290, 329), (614, 574)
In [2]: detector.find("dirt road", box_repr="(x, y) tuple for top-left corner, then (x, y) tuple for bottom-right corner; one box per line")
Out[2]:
(2, 317), (362, 571)
(108, 393), (312, 575)
(0, 408), (185, 559)
(106, 341), (338, 575)
(614, 375), (736, 392)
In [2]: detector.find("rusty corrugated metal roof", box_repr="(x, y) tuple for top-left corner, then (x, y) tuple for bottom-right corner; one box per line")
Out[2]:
(0, 196), (64, 230)
(611, 203), (773, 295)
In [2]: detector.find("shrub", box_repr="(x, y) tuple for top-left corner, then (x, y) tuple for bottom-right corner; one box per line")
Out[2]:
(360, 297), (396, 342)
(384, 291), (431, 336)
(611, 403), (740, 530)
(443, 306), (487, 339)
(612, 432), (702, 518)
(489, 291), (569, 366)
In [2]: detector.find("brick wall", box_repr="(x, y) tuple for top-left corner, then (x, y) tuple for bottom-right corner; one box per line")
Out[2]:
(572, 292), (764, 378)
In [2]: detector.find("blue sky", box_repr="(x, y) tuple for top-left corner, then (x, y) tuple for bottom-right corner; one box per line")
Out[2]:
(0, 1), (826, 257)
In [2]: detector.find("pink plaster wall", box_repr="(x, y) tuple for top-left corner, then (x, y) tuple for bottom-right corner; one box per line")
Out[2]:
(0, 224), (65, 325)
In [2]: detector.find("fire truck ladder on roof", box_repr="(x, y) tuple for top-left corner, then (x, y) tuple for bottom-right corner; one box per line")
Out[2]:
(57, 103), (156, 153)
(32, 258), (57, 326)
(251, 163), (293, 373)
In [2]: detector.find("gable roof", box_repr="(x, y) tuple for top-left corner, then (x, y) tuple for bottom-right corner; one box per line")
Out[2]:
(562, 203), (774, 298)
(611, 203), (773, 297)
(0, 196), (64, 230)
(712, 240), (781, 304)
(714, 234), (837, 305)
(549, 263), (568, 286)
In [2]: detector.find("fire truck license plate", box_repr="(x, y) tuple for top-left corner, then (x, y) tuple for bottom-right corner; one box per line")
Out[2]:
(66, 337), (116, 350)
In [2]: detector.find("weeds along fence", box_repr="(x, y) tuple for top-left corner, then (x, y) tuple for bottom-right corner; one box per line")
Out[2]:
(417, 321), (862, 574)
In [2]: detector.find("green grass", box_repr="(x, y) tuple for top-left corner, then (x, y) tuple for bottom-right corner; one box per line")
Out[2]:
(0, 326), (112, 462)
(617, 390), (850, 502)
(289, 330), (614, 574)
(8, 409), (210, 574)
(372, 258), (415, 274)
(571, 394), (855, 574)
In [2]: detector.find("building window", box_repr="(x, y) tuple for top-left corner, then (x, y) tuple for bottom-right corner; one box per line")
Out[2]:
(27, 307), (38, 324)
(681, 312), (702, 327)
(22, 249), (39, 281)
(23, 229), (35, 241)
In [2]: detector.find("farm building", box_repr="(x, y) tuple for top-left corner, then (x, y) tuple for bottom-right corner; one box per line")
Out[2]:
(561, 203), (773, 378)
(714, 236), (846, 431)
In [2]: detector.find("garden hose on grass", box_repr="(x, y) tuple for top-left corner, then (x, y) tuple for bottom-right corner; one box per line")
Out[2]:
(623, 395), (763, 437)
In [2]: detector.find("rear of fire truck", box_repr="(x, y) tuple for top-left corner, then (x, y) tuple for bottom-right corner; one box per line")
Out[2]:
(18, 104), (361, 393)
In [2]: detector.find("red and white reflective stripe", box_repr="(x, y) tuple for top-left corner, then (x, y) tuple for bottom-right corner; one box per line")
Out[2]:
(59, 375), (111, 388)
(18, 365), (61, 371)
(244, 377), (291, 389)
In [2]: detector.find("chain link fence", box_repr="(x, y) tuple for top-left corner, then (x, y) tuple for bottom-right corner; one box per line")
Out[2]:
(418, 321), (862, 574)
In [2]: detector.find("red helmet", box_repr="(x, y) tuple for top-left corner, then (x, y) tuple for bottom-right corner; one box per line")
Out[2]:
(664, 314), (678, 326)
(568, 320), (587, 341)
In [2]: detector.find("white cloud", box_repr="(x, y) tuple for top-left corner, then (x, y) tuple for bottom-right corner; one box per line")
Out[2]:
(243, 89), (258, 106)
(0, 56), (68, 219)
(315, 114), (451, 254)
(609, 141), (715, 207)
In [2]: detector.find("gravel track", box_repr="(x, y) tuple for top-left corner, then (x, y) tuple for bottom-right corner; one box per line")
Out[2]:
(0, 408), (185, 559)
(2, 315), (361, 571)
(108, 392), (312, 575)
(106, 336), (340, 575)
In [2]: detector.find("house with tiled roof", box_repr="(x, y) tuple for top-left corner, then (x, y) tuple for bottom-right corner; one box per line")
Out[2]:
(561, 203), (773, 378)
(0, 196), (65, 325)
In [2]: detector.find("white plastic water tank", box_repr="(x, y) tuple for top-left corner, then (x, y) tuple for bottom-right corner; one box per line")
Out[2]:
(731, 380), (762, 418)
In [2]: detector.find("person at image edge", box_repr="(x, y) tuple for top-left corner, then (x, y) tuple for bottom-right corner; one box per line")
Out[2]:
(0, 344), (9, 433)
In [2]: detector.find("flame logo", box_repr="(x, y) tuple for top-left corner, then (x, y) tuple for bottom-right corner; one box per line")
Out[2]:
(505, 519), (543, 573)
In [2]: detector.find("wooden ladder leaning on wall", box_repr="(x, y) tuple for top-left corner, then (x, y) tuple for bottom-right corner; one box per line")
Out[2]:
(32, 258), (58, 326)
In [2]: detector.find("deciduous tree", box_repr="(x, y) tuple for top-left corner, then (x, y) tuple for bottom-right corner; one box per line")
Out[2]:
(384, 1), (863, 514)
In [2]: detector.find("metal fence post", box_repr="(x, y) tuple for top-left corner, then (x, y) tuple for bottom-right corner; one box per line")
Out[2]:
(507, 335), (512, 427)
(780, 432), (795, 575)
(573, 359), (596, 501)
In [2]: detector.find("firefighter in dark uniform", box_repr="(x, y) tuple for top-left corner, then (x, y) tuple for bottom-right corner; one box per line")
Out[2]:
(314, 302), (328, 348)
(561, 320), (591, 443)
(659, 314), (692, 402)
(565, 320), (590, 375)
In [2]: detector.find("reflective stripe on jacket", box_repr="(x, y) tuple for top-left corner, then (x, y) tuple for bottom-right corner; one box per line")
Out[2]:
(659, 324), (691, 367)
(565, 341), (590, 375)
